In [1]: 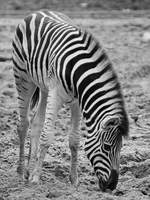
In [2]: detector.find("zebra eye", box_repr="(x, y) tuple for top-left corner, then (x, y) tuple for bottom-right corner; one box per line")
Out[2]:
(102, 117), (119, 129)
(104, 143), (111, 151)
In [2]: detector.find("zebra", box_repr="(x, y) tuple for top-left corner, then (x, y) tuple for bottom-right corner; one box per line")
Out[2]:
(12, 10), (129, 192)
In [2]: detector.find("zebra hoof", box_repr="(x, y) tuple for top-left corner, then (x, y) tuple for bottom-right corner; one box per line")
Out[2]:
(17, 165), (25, 176)
(17, 166), (29, 182)
(29, 170), (40, 184)
(69, 174), (79, 187)
(30, 175), (39, 184)
(24, 168), (30, 180)
(17, 166), (22, 174)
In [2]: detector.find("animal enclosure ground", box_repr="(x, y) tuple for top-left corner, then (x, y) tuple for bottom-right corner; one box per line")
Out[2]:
(0, 11), (150, 200)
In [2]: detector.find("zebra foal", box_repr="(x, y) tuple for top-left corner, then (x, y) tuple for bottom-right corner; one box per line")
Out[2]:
(12, 10), (129, 191)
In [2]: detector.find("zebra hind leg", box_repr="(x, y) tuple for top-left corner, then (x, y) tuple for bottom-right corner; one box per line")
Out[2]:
(15, 78), (36, 179)
(29, 88), (63, 183)
(69, 102), (80, 187)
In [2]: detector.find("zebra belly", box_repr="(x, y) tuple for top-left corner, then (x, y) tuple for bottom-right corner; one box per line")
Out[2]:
(53, 81), (77, 106)
(33, 72), (76, 106)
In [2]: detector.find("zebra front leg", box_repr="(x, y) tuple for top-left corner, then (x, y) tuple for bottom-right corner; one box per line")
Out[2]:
(69, 102), (80, 187)
(26, 90), (48, 180)
(17, 117), (29, 176)
(29, 88), (63, 183)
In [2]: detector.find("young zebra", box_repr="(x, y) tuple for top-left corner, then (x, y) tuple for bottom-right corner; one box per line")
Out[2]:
(12, 10), (129, 192)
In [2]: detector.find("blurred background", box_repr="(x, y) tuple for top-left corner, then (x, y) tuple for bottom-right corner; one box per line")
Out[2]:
(1, 0), (150, 11)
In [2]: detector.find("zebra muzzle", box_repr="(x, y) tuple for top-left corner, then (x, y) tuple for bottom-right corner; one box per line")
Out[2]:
(98, 169), (119, 192)
(107, 169), (119, 191)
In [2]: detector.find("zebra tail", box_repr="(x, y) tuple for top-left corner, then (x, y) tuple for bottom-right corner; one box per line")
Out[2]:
(30, 87), (40, 110)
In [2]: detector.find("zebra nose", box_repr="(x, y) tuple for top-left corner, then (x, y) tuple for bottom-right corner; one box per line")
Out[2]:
(107, 169), (119, 191)
(98, 169), (119, 192)
(98, 177), (107, 192)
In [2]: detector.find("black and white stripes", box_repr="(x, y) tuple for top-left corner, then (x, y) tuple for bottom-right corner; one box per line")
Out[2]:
(12, 10), (128, 191)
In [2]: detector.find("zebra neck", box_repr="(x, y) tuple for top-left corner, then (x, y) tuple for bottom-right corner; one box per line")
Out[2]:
(80, 87), (124, 135)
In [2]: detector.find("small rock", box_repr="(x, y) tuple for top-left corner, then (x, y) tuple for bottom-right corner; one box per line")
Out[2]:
(142, 32), (150, 42)
(61, 152), (70, 161)
(2, 90), (14, 98)
(90, 180), (96, 185)
(141, 190), (147, 195)
(80, 3), (88, 8)
(54, 165), (68, 178)
(46, 190), (62, 198)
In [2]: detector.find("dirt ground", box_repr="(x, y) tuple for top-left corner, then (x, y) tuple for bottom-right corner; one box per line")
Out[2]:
(0, 11), (150, 200)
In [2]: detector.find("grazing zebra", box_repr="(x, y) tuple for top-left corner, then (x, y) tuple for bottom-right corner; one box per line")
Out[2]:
(12, 10), (129, 192)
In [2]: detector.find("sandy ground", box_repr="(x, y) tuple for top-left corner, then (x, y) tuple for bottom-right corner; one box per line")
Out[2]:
(0, 11), (150, 200)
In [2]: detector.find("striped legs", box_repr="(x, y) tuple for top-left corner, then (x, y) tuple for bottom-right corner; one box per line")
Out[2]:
(29, 88), (63, 183)
(16, 76), (81, 185)
(27, 90), (48, 180)
(15, 77), (36, 178)
(69, 102), (80, 186)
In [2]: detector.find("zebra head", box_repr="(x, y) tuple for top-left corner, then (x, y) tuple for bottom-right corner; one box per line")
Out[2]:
(85, 116), (127, 192)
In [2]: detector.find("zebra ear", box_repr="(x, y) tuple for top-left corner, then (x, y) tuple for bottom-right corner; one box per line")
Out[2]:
(101, 117), (120, 129)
